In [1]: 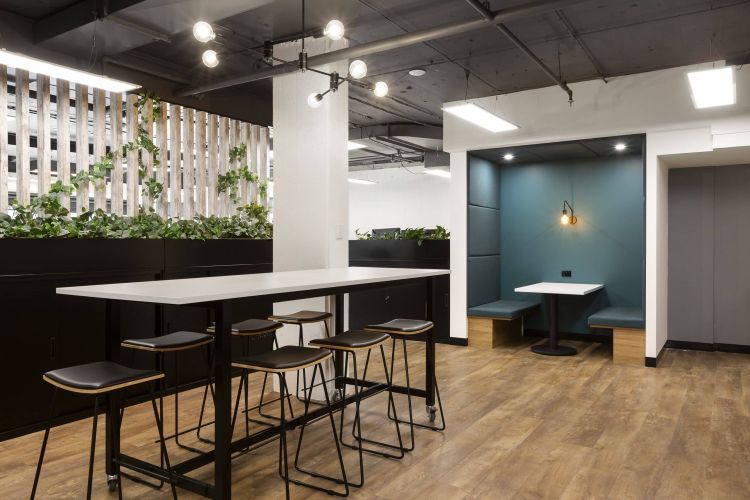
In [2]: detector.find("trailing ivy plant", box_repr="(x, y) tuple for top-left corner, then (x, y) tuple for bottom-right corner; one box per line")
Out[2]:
(218, 143), (264, 203)
(121, 92), (163, 201)
(355, 226), (450, 245)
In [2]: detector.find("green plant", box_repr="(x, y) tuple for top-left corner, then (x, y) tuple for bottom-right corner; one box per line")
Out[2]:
(354, 226), (450, 245)
(218, 143), (264, 203)
(355, 229), (372, 240)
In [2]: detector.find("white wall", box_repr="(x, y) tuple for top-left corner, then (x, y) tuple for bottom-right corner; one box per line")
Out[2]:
(444, 62), (750, 357)
(348, 167), (450, 238)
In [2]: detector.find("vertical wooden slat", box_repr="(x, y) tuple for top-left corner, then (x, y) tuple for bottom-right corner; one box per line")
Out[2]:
(16, 70), (31, 205)
(182, 107), (195, 219)
(126, 94), (139, 216)
(240, 122), (250, 206)
(93, 89), (106, 210)
(249, 124), (260, 204)
(0, 65), (7, 212)
(36, 75), (51, 196)
(258, 126), (269, 207)
(75, 84), (89, 213)
(56, 80), (70, 210)
(169, 104), (182, 218)
(218, 116), (230, 216)
(228, 119), (238, 214)
(110, 92), (123, 215)
(156, 101), (169, 218)
(195, 111), (207, 216)
(141, 97), (153, 212)
(207, 114), (218, 216)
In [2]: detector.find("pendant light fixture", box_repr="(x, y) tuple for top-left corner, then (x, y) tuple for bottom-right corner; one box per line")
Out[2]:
(560, 200), (577, 225)
(324, 19), (345, 40)
(193, 21), (216, 42)
(202, 49), (219, 68)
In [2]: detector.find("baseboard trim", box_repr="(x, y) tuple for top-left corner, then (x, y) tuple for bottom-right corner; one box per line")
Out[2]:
(524, 329), (613, 345)
(645, 342), (667, 368)
(665, 340), (750, 354)
(441, 337), (468, 346)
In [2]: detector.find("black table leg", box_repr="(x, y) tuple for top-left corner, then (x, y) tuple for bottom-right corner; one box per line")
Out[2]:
(334, 294), (345, 391)
(104, 300), (122, 491)
(531, 294), (577, 356)
(425, 277), (436, 412)
(213, 300), (232, 499)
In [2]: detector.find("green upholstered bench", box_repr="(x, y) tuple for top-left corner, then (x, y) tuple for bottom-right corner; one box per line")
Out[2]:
(588, 307), (645, 365)
(467, 300), (540, 348)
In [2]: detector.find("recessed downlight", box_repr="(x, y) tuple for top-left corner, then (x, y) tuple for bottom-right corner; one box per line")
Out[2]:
(409, 68), (426, 77)
(614, 143), (627, 152)
(503, 153), (515, 161)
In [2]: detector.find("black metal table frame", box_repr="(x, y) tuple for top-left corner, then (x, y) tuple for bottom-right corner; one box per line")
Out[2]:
(101, 275), (438, 499)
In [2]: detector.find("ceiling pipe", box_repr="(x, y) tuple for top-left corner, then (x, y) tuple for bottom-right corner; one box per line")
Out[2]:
(463, 0), (573, 103)
(178, 0), (588, 96)
(107, 15), (172, 43)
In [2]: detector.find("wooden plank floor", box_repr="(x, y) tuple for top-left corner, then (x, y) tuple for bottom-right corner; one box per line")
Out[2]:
(2, 339), (750, 499)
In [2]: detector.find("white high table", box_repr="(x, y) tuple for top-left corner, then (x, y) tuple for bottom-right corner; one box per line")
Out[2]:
(57, 266), (449, 499)
(515, 282), (604, 356)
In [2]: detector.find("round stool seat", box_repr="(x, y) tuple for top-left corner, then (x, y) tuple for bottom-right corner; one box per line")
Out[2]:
(233, 345), (331, 373)
(207, 318), (282, 336)
(121, 331), (213, 352)
(309, 330), (390, 351)
(43, 361), (163, 394)
(365, 319), (434, 334)
(269, 310), (332, 324)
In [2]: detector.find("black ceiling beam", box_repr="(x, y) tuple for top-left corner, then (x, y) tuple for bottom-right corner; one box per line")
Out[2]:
(33, 0), (147, 44)
(463, 0), (573, 103)
(555, 10), (607, 82)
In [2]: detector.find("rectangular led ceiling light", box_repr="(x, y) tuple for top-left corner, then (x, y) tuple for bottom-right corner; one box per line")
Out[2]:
(348, 178), (376, 185)
(687, 67), (736, 109)
(348, 141), (368, 150)
(443, 102), (518, 132)
(0, 49), (140, 93)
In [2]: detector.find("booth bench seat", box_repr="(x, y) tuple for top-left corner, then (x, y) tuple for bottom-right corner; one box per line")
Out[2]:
(588, 307), (645, 365)
(467, 300), (540, 348)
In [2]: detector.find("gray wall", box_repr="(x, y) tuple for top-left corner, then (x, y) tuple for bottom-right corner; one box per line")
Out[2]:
(669, 165), (750, 346)
(467, 155), (501, 307)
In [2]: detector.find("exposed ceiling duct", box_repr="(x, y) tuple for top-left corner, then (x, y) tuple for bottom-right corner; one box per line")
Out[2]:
(348, 123), (447, 171)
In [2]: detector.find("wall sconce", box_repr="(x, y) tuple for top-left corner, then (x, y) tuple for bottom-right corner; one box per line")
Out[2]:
(561, 200), (577, 225)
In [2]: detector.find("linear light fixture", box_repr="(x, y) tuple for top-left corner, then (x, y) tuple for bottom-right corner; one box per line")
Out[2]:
(0, 49), (140, 93)
(348, 141), (367, 150)
(348, 178), (376, 185)
(687, 67), (736, 109)
(443, 102), (518, 133)
(424, 168), (451, 179)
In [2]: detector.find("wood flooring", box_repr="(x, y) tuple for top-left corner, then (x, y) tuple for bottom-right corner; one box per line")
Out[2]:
(1, 338), (749, 499)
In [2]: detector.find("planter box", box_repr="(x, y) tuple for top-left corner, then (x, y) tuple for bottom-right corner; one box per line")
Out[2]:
(349, 239), (449, 269)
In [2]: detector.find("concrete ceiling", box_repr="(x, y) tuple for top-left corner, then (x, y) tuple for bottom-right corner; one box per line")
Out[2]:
(1, 0), (749, 131)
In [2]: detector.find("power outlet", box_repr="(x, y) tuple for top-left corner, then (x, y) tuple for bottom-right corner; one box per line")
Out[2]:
(562, 270), (572, 278)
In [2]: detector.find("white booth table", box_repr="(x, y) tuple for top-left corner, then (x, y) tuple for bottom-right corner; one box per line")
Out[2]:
(515, 282), (604, 356)
(57, 266), (449, 499)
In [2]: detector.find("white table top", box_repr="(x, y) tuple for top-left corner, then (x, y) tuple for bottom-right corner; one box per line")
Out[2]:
(514, 282), (604, 296)
(56, 266), (449, 305)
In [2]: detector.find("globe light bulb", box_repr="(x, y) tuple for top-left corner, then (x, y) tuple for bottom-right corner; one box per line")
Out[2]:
(307, 92), (323, 108)
(324, 20), (345, 40)
(349, 60), (367, 79)
(561, 212), (570, 225)
(193, 21), (215, 43)
(202, 49), (219, 68)
(373, 81), (389, 97)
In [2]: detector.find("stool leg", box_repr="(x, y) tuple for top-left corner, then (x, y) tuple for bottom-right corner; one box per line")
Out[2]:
(173, 352), (205, 454)
(196, 343), (215, 445)
(386, 338), (415, 451)
(278, 373), (291, 500)
(296, 324), (305, 402)
(150, 385), (178, 500)
(258, 335), (295, 420)
(86, 397), (100, 500)
(30, 388), (57, 499)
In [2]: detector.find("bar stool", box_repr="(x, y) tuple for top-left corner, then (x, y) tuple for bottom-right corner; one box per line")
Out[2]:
(30, 361), (177, 500)
(309, 330), (404, 488)
(121, 331), (213, 456)
(232, 345), (348, 499)
(268, 310), (333, 403)
(365, 319), (446, 450)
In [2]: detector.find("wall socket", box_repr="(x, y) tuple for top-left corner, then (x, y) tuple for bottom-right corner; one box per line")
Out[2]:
(562, 270), (572, 277)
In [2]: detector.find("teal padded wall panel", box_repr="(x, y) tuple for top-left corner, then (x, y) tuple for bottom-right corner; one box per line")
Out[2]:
(469, 156), (501, 209)
(499, 154), (645, 334)
(468, 205), (501, 256)
(468, 255), (501, 307)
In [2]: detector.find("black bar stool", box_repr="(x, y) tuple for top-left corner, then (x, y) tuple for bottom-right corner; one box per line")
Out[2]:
(232, 345), (348, 499)
(365, 319), (446, 450)
(121, 331), (214, 456)
(30, 361), (177, 500)
(309, 330), (404, 488)
(268, 310), (333, 403)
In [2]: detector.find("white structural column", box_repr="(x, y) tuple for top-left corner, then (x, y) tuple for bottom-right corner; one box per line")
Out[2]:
(272, 37), (349, 395)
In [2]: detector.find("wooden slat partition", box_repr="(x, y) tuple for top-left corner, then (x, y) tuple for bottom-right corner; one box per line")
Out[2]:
(56, 80), (71, 210)
(16, 70), (31, 205)
(249, 124), (259, 203)
(93, 89), (106, 210)
(169, 104), (182, 218)
(0, 65), (7, 213)
(156, 101), (168, 218)
(240, 122), (250, 205)
(207, 114), (218, 216)
(258, 126), (269, 206)
(182, 107), (195, 219)
(75, 84), (89, 213)
(141, 97), (153, 212)
(218, 116), (229, 216)
(110, 93), (123, 215)
(195, 111), (207, 216)
(37, 75), (51, 196)
(125, 94), (138, 216)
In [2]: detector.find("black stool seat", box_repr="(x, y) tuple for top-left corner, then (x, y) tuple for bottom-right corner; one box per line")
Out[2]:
(365, 319), (434, 334)
(233, 345), (331, 372)
(207, 318), (282, 336)
(43, 361), (163, 394)
(269, 310), (332, 324)
(310, 330), (390, 351)
(121, 331), (213, 352)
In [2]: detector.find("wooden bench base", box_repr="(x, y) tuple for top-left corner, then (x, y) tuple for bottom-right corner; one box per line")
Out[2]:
(612, 327), (645, 365)
(468, 317), (523, 348)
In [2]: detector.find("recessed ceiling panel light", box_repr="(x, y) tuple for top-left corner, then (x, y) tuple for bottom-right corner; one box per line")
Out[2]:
(443, 103), (518, 133)
(348, 178), (376, 185)
(687, 67), (736, 109)
(424, 168), (451, 179)
(0, 49), (140, 93)
(409, 68), (426, 77)
(503, 153), (515, 161)
(347, 141), (367, 150)
(614, 143), (627, 151)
